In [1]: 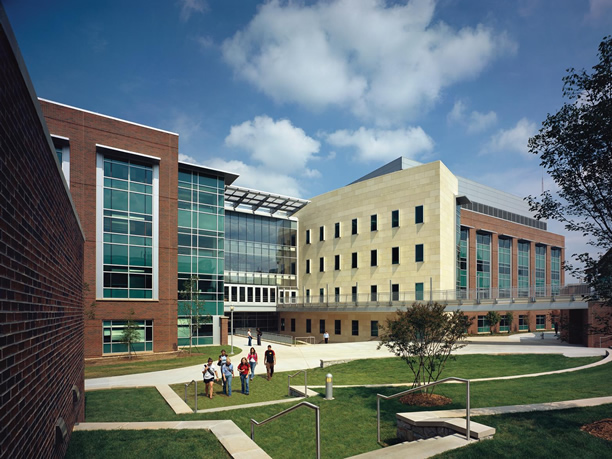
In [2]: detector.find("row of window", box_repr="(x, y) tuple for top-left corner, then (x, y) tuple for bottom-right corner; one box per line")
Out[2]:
(305, 245), (423, 273)
(476, 314), (547, 333)
(281, 318), (379, 337)
(305, 283), (426, 302)
(224, 285), (277, 303)
(305, 206), (424, 243)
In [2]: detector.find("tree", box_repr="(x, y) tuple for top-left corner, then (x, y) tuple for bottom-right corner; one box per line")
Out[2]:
(180, 275), (212, 354)
(486, 311), (501, 335)
(120, 309), (140, 359)
(379, 302), (473, 393)
(527, 36), (612, 308)
(505, 311), (514, 334)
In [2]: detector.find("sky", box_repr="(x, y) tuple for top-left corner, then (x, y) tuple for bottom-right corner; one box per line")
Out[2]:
(5, 0), (612, 274)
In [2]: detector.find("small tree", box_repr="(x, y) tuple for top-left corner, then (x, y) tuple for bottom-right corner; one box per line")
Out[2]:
(505, 311), (514, 334)
(379, 302), (473, 394)
(121, 308), (140, 359)
(486, 311), (501, 335)
(180, 275), (212, 354)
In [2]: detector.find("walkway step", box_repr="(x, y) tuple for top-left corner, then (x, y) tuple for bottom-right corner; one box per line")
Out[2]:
(289, 385), (320, 398)
(346, 434), (474, 459)
(156, 384), (192, 414)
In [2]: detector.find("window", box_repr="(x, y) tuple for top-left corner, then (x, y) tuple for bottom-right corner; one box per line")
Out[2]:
(518, 241), (530, 297)
(334, 287), (340, 302)
(306, 319), (311, 333)
(52, 136), (70, 186)
(371, 214), (377, 231)
(415, 244), (424, 262)
(536, 245), (546, 296)
(280, 318), (285, 331)
(291, 318), (296, 332)
(370, 320), (379, 337)
(536, 314), (546, 330)
(352, 286), (357, 302)
(551, 248), (561, 295)
(370, 285), (377, 301)
(306, 289), (310, 303)
(456, 228), (468, 298)
(319, 288), (325, 303)
(391, 210), (399, 228)
(335, 254), (340, 271)
(370, 249), (377, 267)
(352, 320), (359, 336)
(319, 226), (325, 241)
(352, 218), (358, 235)
(392, 247), (400, 265)
(103, 319), (153, 354)
(391, 283), (399, 301)
(415, 205), (424, 224)
(319, 257), (325, 272)
(335, 320), (341, 335)
(415, 282), (424, 301)
(476, 233), (491, 299)
(519, 314), (529, 331)
(319, 319), (325, 334)
(498, 238), (511, 298)
(306, 259), (311, 274)
(352, 252), (358, 269)
(334, 222), (340, 238)
(306, 229), (311, 244)
(499, 315), (509, 332)
(477, 315), (490, 333)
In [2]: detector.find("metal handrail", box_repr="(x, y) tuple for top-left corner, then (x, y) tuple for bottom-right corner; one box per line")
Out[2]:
(376, 377), (470, 444)
(251, 401), (320, 459)
(184, 379), (198, 412)
(295, 336), (315, 345)
(288, 369), (308, 397)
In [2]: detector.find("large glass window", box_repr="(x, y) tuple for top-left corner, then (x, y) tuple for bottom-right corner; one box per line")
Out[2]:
(518, 241), (530, 297)
(476, 233), (491, 299)
(103, 320), (153, 354)
(519, 314), (529, 331)
(456, 228), (468, 298)
(370, 285), (377, 301)
(536, 314), (546, 330)
(499, 315), (509, 332)
(391, 283), (399, 301)
(415, 282), (424, 301)
(498, 238), (511, 298)
(551, 248), (561, 295)
(415, 244), (424, 263)
(477, 315), (490, 333)
(536, 245), (546, 296)
(103, 157), (154, 299)
(371, 321), (379, 337)
(391, 210), (399, 228)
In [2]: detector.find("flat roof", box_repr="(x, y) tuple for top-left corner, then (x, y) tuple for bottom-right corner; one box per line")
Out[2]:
(225, 185), (309, 216)
(178, 160), (239, 186)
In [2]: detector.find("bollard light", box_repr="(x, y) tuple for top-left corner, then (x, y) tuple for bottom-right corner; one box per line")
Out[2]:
(325, 373), (334, 400)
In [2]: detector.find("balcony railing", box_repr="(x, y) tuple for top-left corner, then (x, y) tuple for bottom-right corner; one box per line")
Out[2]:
(279, 284), (591, 307)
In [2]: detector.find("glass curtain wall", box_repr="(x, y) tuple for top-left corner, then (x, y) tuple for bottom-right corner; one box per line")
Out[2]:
(535, 245), (546, 296)
(177, 169), (225, 346)
(551, 248), (561, 295)
(456, 227), (468, 298)
(498, 238), (511, 298)
(518, 242), (530, 297)
(476, 233), (491, 299)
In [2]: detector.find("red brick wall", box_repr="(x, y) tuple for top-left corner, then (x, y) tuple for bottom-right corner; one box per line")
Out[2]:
(0, 10), (85, 458)
(40, 100), (179, 357)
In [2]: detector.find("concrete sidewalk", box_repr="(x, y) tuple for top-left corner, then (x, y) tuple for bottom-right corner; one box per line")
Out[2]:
(85, 333), (608, 390)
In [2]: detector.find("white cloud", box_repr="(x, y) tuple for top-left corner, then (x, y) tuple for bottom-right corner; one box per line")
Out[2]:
(585, 0), (612, 22)
(167, 113), (201, 142)
(225, 115), (320, 173)
(326, 126), (434, 162)
(482, 118), (537, 156)
(222, 0), (515, 125)
(178, 0), (208, 22)
(196, 36), (215, 50)
(448, 100), (497, 133)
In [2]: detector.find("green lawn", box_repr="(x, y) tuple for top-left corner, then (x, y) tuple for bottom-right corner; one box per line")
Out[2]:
(74, 354), (612, 458)
(85, 345), (242, 379)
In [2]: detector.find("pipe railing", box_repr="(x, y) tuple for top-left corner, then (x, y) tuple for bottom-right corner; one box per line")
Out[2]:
(377, 377), (470, 444)
(295, 336), (315, 345)
(251, 401), (320, 459)
(288, 369), (308, 397)
(184, 379), (198, 412)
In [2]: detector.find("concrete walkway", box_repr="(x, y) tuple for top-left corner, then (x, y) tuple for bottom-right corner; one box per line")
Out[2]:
(85, 333), (607, 390)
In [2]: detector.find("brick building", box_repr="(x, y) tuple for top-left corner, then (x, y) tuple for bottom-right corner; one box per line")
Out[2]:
(0, 5), (85, 457)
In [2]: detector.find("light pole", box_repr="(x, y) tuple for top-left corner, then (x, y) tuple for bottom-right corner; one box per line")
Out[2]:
(230, 306), (235, 354)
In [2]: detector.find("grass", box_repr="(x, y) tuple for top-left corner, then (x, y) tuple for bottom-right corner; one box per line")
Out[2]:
(77, 354), (612, 458)
(434, 404), (612, 459)
(85, 345), (242, 379)
(66, 429), (231, 459)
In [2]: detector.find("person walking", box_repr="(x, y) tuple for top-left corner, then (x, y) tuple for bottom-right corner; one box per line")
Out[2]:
(323, 330), (329, 344)
(202, 358), (219, 399)
(256, 328), (262, 346)
(222, 357), (234, 396)
(247, 329), (253, 346)
(217, 349), (227, 375)
(248, 347), (258, 381)
(264, 345), (276, 381)
(238, 357), (250, 395)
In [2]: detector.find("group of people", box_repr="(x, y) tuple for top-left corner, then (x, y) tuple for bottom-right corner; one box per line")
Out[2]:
(201, 344), (277, 398)
(247, 328), (262, 346)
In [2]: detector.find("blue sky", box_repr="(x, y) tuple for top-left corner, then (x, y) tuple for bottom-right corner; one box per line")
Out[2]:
(5, 0), (612, 267)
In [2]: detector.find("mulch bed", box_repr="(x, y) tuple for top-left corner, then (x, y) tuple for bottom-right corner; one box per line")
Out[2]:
(399, 392), (453, 407)
(581, 419), (612, 441)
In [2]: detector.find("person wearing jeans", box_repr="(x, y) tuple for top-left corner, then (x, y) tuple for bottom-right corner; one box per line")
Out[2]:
(222, 357), (234, 396)
(248, 347), (258, 381)
(264, 345), (276, 381)
(238, 357), (250, 395)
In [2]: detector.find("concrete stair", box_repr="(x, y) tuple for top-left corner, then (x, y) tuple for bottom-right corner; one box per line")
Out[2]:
(347, 434), (474, 458)
(289, 385), (320, 398)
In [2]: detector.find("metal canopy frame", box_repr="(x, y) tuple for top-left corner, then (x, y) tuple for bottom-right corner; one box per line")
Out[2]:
(225, 185), (309, 216)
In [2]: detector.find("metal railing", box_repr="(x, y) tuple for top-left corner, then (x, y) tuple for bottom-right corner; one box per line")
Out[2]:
(251, 401), (321, 459)
(288, 370), (308, 397)
(279, 284), (591, 308)
(234, 328), (295, 345)
(184, 379), (198, 412)
(295, 336), (315, 345)
(377, 377), (471, 444)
